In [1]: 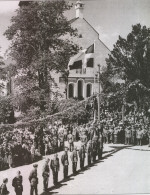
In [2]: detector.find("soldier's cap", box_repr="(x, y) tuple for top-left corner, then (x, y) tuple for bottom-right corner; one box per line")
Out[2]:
(3, 178), (8, 183)
(33, 164), (38, 168)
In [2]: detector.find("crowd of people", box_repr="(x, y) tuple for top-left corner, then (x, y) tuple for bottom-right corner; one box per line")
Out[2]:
(0, 108), (150, 194)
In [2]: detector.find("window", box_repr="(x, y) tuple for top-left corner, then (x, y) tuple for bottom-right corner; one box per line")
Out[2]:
(87, 58), (94, 68)
(86, 83), (92, 97)
(79, 34), (82, 38)
(68, 84), (74, 98)
(70, 60), (82, 70)
(78, 80), (83, 99)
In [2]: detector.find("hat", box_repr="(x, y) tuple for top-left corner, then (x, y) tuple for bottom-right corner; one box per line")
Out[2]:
(33, 164), (38, 168)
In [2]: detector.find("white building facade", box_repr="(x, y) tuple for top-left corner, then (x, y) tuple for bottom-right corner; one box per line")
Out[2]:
(60, 0), (110, 99)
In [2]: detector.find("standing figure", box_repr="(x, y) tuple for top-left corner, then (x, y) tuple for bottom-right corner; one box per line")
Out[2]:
(29, 164), (38, 195)
(80, 131), (88, 150)
(103, 125), (109, 144)
(136, 127), (143, 146)
(0, 178), (9, 195)
(125, 127), (132, 145)
(61, 147), (69, 179)
(113, 127), (118, 144)
(58, 132), (64, 152)
(42, 158), (50, 192)
(109, 126), (114, 143)
(92, 136), (98, 163)
(87, 140), (93, 166)
(70, 147), (78, 174)
(50, 154), (60, 186)
(131, 125), (136, 145)
(12, 171), (23, 195)
(148, 129), (150, 147)
(67, 131), (74, 152)
(78, 144), (86, 170)
(98, 132), (103, 160)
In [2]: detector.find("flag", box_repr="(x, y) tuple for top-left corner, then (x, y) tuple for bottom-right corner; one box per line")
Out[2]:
(69, 52), (85, 70)
(69, 43), (95, 70)
(84, 43), (95, 68)
(85, 44), (94, 54)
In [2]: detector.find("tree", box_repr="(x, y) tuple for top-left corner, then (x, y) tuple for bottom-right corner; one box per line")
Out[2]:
(54, 98), (92, 125)
(101, 24), (150, 110)
(4, 1), (79, 116)
(0, 49), (6, 92)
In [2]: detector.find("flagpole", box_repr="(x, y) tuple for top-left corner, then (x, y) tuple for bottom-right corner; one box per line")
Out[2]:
(93, 40), (96, 94)
(93, 40), (96, 122)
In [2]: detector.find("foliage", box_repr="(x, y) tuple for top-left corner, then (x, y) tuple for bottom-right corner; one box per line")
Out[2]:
(0, 96), (15, 124)
(4, 1), (79, 115)
(54, 98), (93, 124)
(101, 24), (150, 109)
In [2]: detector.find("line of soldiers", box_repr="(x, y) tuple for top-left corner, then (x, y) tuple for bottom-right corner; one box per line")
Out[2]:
(1, 133), (103, 195)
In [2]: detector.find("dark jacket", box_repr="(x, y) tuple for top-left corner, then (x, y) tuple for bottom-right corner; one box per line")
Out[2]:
(50, 158), (60, 172)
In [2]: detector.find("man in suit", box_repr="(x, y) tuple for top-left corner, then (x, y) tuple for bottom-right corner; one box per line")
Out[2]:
(50, 153), (60, 185)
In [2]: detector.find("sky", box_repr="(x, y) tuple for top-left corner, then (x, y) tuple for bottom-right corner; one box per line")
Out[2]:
(0, 0), (150, 58)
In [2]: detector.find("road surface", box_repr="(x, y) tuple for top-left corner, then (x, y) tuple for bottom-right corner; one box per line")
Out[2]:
(0, 144), (150, 194)
(50, 145), (150, 194)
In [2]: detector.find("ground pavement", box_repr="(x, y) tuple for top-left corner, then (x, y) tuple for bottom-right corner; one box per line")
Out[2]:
(0, 143), (150, 194)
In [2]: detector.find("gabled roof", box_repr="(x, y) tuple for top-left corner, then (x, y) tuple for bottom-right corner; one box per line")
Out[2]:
(69, 17), (110, 52)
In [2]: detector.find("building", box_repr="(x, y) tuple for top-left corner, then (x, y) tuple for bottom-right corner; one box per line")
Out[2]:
(59, 0), (110, 99)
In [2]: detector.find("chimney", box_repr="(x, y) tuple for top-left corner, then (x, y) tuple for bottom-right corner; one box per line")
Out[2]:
(75, 0), (84, 19)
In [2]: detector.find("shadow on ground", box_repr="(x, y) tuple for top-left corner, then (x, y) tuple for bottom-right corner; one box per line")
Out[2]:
(40, 145), (130, 195)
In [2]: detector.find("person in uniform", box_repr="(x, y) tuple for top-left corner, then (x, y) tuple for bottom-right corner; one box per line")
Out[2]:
(131, 125), (136, 145)
(80, 131), (88, 151)
(92, 136), (98, 163)
(141, 125), (147, 145)
(70, 147), (78, 174)
(50, 153), (60, 185)
(0, 178), (9, 195)
(98, 132), (103, 160)
(61, 147), (69, 179)
(109, 126), (114, 143)
(103, 125), (109, 144)
(125, 126), (132, 145)
(147, 127), (150, 147)
(78, 144), (86, 170)
(42, 158), (50, 192)
(12, 171), (23, 195)
(87, 140), (93, 166)
(113, 127), (118, 144)
(67, 131), (74, 152)
(136, 126), (143, 146)
(58, 132), (64, 152)
(29, 164), (38, 195)
(72, 126), (77, 142)
(88, 126), (94, 141)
